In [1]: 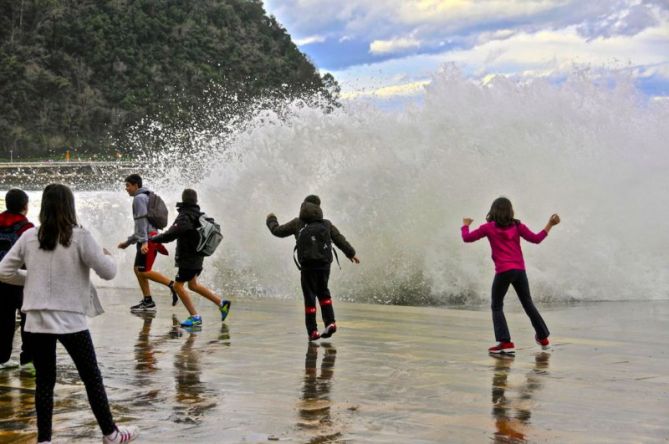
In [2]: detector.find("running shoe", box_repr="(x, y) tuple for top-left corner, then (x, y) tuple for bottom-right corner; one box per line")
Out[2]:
(309, 330), (321, 341)
(103, 425), (139, 443)
(488, 342), (515, 354)
(180, 315), (202, 327)
(20, 361), (35, 377)
(320, 323), (337, 339)
(219, 300), (231, 321)
(130, 299), (156, 313)
(535, 335), (550, 350)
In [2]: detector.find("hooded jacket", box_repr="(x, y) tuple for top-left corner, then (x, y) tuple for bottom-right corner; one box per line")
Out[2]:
(126, 186), (156, 244)
(0, 211), (34, 236)
(461, 221), (547, 274)
(266, 201), (356, 265)
(0, 211), (34, 290)
(150, 202), (204, 270)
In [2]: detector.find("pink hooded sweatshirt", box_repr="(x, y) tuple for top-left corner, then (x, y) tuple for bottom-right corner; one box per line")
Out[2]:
(461, 221), (547, 274)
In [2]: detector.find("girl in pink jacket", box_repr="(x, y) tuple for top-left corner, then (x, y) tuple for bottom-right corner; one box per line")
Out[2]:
(462, 197), (560, 354)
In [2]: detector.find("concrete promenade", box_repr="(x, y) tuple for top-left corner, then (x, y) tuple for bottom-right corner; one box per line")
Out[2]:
(1, 289), (667, 443)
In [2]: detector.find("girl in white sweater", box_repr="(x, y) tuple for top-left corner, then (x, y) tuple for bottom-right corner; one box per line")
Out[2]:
(0, 184), (138, 444)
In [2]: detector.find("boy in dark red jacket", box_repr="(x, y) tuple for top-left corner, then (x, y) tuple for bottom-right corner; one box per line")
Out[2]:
(0, 189), (34, 368)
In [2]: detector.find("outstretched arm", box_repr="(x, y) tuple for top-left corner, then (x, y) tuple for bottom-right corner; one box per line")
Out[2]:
(151, 214), (191, 244)
(79, 230), (117, 280)
(461, 218), (487, 242)
(330, 223), (359, 263)
(266, 214), (300, 238)
(519, 214), (560, 243)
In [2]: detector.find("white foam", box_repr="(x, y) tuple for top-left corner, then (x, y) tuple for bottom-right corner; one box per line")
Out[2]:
(49, 67), (669, 303)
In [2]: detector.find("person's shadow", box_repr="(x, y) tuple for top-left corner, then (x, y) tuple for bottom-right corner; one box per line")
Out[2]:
(490, 352), (551, 442)
(132, 312), (178, 406)
(297, 342), (337, 435)
(172, 320), (218, 424)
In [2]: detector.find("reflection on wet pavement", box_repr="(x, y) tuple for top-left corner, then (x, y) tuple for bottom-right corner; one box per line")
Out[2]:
(0, 290), (668, 443)
(298, 342), (340, 442)
(491, 352), (551, 443)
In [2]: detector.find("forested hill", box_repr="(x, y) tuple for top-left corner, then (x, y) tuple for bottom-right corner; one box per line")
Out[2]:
(0, 0), (338, 158)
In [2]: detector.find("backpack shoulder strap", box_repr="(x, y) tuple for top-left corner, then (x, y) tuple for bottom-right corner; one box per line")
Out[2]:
(1, 220), (29, 233)
(293, 245), (302, 270)
(321, 220), (340, 269)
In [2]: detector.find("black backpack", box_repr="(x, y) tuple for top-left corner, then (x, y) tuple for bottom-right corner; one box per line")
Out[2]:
(293, 220), (339, 269)
(0, 221), (29, 261)
(140, 191), (169, 229)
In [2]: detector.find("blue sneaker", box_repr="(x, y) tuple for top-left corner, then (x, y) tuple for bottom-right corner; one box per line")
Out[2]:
(180, 315), (202, 327)
(219, 300), (231, 321)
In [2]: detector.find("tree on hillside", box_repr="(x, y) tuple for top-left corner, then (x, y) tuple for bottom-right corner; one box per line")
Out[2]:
(0, 0), (337, 158)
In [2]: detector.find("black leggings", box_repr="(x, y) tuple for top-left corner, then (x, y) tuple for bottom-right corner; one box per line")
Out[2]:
(491, 270), (549, 343)
(29, 330), (116, 442)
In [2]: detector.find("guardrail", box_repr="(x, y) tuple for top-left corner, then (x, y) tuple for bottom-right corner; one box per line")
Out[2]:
(0, 161), (137, 169)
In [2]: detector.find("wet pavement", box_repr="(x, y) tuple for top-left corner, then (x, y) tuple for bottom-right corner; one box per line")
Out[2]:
(1, 289), (668, 443)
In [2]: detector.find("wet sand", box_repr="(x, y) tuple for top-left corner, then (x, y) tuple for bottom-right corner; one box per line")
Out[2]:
(1, 289), (668, 443)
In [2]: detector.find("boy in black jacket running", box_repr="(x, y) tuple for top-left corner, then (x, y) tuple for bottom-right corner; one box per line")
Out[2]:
(266, 195), (360, 341)
(151, 189), (231, 327)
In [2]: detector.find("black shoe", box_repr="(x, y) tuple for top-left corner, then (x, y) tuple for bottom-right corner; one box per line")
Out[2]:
(130, 299), (156, 313)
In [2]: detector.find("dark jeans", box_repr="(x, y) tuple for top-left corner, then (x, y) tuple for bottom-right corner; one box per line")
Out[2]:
(491, 269), (549, 343)
(0, 283), (31, 365)
(301, 268), (335, 334)
(29, 330), (116, 442)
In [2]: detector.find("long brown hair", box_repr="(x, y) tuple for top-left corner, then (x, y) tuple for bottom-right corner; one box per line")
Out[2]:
(38, 184), (78, 251)
(486, 197), (519, 227)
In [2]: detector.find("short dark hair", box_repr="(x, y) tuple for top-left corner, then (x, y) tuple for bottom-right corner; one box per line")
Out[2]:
(182, 189), (198, 204)
(5, 189), (29, 213)
(124, 174), (142, 188)
(304, 194), (321, 206)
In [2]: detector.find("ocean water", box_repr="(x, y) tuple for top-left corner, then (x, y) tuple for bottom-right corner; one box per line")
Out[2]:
(11, 68), (669, 304)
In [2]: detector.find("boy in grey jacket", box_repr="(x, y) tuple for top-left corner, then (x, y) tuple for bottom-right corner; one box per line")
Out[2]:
(117, 174), (177, 312)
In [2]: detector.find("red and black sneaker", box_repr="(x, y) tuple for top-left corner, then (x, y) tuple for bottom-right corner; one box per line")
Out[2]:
(488, 342), (515, 354)
(535, 335), (550, 350)
(309, 330), (321, 341)
(320, 323), (337, 339)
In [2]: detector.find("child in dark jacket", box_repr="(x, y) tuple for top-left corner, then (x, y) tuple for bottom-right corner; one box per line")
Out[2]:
(266, 195), (360, 341)
(150, 189), (231, 327)
(461, 197), (560, 354)
(0, 189), (34, 369)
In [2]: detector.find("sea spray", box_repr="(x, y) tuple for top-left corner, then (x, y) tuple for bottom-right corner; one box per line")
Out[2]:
(47, 67), (669, 304)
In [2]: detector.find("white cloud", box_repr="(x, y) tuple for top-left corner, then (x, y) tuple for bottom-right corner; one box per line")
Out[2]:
(267, 0), (668, 52)
(329, 20), (669, 98)
(294, 35), (326, 46)
(341, 80), (431, 99)
(370, 37), (422, 54)
(444, 24), (669, 70)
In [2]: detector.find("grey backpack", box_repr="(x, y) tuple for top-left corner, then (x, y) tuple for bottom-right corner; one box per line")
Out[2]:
(140, 191), (169, 229)
(196, 214), (223, 256)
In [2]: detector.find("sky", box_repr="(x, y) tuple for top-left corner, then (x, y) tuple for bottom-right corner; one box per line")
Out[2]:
(263, 0), (669, 100)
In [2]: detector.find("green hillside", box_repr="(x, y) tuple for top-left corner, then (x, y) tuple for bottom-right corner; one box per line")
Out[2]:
(0, 0), (337, 159)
